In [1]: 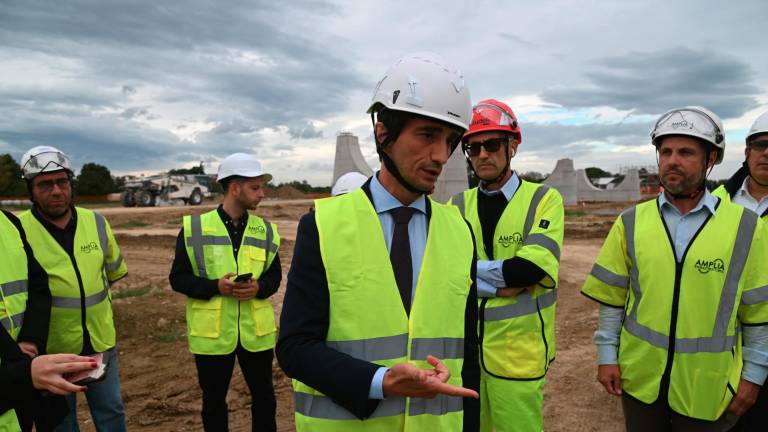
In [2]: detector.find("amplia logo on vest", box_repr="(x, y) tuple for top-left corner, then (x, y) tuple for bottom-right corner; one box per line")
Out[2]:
(498, 232), (523, 248)
(694, 258), (725, 274)
(248, 225), (266, 234)
(80, 241), (100, 254)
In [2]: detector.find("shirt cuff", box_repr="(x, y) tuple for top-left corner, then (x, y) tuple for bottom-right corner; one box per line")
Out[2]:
(476, 260), (506, 287)
(742, 360), (768, 386)
(477, 277), (498, 298)
(368, 367), (389, 399)
(596, 344), (619, 365)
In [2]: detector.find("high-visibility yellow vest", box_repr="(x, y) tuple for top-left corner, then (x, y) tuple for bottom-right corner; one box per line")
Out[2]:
(0, 213), (28, 341)
(451, 182), (564, 379)
(182, 210), (280, 355)
(293, 189), (474, 432)
(0, 213), (26, 432)
(712, 185), (768, 219)
(581, 198), (768, 420)
(19, 208), (127, 354)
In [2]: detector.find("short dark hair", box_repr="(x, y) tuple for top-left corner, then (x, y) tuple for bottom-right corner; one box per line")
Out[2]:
(374, 107), (463, 151)
(219, 176), (246, 194)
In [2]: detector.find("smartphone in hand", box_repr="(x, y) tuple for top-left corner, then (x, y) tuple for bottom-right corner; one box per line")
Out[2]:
(65, 352), (108, 386)
(234, 273), (253, 282)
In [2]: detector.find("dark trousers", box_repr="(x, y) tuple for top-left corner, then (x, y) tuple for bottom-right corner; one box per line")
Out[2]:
(730, 384), (768, 432)
(194, 346), (276, 432)
(622, 392), (737, 432)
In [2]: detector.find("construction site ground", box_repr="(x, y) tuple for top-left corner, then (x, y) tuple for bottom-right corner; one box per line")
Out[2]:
(70, 199), (629, 431)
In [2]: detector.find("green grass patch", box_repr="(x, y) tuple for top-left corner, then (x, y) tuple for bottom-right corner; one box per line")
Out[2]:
(112, 286), (151, 299)
(165, 217), (182, 225)
(156, 332), (185, 343)
(114, 220), (150, 229)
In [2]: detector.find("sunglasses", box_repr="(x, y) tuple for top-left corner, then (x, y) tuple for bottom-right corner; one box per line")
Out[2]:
(463, 137), (508, 157)
(34, 177), (71, 192)
(748, 140), (768, 152)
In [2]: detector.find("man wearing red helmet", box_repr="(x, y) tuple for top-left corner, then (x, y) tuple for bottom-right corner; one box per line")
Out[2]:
(451, 99), (564, 432)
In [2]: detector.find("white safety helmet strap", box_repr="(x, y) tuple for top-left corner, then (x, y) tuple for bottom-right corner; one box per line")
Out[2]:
(20, 146), (74, 179)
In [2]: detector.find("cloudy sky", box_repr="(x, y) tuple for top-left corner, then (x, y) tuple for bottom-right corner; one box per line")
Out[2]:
(1, 0), (766, 185)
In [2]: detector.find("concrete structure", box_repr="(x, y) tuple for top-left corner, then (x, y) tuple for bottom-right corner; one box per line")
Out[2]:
(544, 158), (641, 204)
(432, 149), (469, 203)
(332, 132), (375, 185)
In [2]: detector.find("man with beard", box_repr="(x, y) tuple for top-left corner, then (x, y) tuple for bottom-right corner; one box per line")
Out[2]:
(712, 110), (768, 432)
(450, 99), (564, 432)
(170, 153), (282, 432)
(277, 52), (480, 432)
(17, 146), (128, 431)
(581, 107), (768, 431)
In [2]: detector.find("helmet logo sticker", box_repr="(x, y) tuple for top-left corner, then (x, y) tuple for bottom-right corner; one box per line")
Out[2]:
(406, 75), (422, 108)
(451, 71), (465, 93)
(392, 90), (400, 104)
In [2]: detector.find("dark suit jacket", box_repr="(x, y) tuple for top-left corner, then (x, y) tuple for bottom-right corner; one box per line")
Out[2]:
(276, 182), (480, 431)
(0, 327), (68, 431)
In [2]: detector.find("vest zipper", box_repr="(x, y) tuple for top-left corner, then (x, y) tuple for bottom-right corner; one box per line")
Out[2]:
(66, 252), (94, 355)
(655, 199), (717, 402)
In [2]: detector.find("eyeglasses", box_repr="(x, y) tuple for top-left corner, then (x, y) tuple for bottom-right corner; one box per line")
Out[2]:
(748, 140), (768, 153)
(34, 177), (71, 192)
(463, 137), (508, 157)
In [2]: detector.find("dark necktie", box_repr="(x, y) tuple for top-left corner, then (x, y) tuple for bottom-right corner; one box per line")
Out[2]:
(390, 206), (417, 315)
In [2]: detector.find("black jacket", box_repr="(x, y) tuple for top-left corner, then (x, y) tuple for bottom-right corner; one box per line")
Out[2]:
(276, 183), (480, 431)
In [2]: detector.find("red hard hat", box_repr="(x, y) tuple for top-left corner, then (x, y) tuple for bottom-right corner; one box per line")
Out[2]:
(463, 99), (522, 143)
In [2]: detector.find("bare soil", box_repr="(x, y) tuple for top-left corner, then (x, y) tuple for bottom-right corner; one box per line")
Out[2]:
(65, 200), (628, 431)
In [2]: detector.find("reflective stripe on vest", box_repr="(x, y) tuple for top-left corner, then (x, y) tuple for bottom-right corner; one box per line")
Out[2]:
(621, 207), (756, 353)
(0, 312), (24, 333)
(19, 208), (118, 353)
(459, 181), (563, 379)
(186, 214), (277, 280)
(585, 199), (763, 421)
(183, 210), (279, 355)
(0, 213), (30, 341)
(295, 190), (472, 431)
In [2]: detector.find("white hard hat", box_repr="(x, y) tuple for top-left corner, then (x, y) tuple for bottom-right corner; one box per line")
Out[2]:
(331, 172), (368, 196)
(650, 106), (726, 164)
(20, 145), (74, 179)
(367, 52), (472, 131)
(746, 111), (768, 143)
(217, 153), (272, 183)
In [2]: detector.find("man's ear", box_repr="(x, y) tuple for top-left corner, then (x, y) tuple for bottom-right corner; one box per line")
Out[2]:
(374, 122), (389, 147)
(707, 150), (718, 169)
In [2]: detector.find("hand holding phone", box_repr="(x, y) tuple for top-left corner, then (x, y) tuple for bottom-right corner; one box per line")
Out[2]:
(64, 352), (108, 386)
(234, 273), (253, 282)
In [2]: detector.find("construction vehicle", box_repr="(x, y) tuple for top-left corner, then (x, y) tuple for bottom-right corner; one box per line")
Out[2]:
(120, 174), (212, 207)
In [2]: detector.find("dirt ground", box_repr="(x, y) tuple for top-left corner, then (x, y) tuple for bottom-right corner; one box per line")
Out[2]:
(64, 199), (631, 431)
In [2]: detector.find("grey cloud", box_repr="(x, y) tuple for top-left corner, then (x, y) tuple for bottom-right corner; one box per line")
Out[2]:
(498, 32), (537, 48)
(541, 47), (760, 119)
(0, 0), (363, 172)
(288, 121), (324, 140)
(272, 143), (294, 151)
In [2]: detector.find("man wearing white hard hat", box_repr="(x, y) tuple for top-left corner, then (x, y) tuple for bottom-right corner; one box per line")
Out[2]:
(277, 52), (480, 432)
(169, 153), (282, 431)
(581, 107), (768, 430)
(713, 110), (768, 432)
(17, 145), (129, 431)
(331, 172), (369, 197)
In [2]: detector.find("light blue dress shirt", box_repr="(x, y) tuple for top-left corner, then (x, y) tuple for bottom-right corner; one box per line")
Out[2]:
(475, 173), (521, 297)
(368, 172), (428, 399)
(595, 191), (768, 385)
(732, 177), (768, 216)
